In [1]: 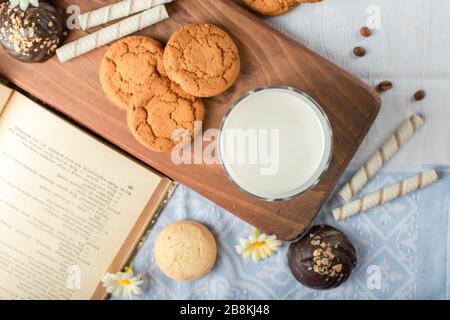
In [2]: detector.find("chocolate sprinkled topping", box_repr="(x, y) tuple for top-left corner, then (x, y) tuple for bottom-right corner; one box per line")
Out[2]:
(288, 225), (357, 290)
(0, 1), (67, 63)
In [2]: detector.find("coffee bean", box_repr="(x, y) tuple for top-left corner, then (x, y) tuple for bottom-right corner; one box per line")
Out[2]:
(414, 90), (426, 101)
(353, 46), (366, 57)
(377, 81), (393, 92)
(360, 27), (371, 37)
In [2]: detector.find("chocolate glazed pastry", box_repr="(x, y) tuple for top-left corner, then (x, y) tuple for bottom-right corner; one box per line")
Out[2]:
(0, 1), (68, 63)
(288, 225), (357, 290)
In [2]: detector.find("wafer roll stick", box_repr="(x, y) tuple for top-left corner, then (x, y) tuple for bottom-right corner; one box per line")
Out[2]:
(78, 0), (174, 30)
(56, 5), (169, 63)
(338, 114), (424, 201)
(333, 169), (438, 221)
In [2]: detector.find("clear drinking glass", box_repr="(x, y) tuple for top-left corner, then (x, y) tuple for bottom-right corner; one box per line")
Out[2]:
(218, 86), (333, 202)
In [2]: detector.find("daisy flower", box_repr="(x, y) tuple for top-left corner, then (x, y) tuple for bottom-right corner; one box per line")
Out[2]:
(9, 0), (39, 11)
(102, 265), (145, 299)
(235, 228), (282, 262)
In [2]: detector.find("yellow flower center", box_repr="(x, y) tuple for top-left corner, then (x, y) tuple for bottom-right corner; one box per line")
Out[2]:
(248, 241), (267, 250)
(117, 279), (131, 286)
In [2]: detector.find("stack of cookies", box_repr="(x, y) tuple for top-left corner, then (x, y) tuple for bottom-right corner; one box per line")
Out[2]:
(99, 23), (241, 153)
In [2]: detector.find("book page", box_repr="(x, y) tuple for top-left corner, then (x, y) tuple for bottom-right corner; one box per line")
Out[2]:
(0, 91), (163, 300)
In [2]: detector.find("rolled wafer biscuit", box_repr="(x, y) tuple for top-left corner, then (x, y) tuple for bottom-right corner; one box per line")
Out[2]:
(56, 5), (169, 63)
(78, 0), (174, 30)
(333, 169), (438, 221)
(338, 114), (424, 201)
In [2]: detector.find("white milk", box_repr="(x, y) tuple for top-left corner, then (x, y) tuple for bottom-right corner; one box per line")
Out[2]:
(219, 87), (332, 200)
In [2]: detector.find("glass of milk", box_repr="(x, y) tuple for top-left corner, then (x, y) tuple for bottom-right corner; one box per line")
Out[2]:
(218, 86), (333, 201)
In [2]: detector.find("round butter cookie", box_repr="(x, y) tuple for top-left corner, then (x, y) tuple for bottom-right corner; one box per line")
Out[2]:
(154, 221), (217, 281)
(242, 0), (299, 16)
(127, 77), (204, 153)
(163, 23), (240, 97)
(99, 35), (165, 110)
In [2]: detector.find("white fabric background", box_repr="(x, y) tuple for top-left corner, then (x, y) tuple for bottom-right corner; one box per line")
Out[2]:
(267, 0), (450, 171)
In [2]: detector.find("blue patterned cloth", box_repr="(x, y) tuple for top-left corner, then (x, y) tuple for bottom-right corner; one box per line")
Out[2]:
(123, 166), (450, 300)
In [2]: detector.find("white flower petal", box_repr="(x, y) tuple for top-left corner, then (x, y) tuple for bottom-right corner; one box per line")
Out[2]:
(236, 231), (282, 262)
(19, 0), (29, 10)
(251, 250), (260, 262)
(239, 238), (248, 246)
(133, 279), (145, 287)
(9, 0), (20, 8)
(130, 285), (143, 296)
(101, 267), (145, 298)
(29, 0), (39, 7)
(112, 285), (123, 297)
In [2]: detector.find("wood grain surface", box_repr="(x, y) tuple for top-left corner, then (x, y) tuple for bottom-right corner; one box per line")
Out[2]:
(0, 0), (380, 241)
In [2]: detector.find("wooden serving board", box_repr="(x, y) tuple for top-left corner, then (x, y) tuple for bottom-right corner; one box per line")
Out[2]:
(0, 0), (380, 241)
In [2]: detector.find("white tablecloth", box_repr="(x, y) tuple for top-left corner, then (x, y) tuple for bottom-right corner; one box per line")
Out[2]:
(268, 0), (450, 171)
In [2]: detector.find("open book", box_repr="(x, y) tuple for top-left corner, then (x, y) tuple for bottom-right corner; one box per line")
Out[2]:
(0, 82), (173, 300)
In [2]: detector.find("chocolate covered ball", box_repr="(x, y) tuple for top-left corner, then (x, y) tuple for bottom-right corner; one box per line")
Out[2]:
(288, 225), (357, 290)
(0, 1), (67, 63)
